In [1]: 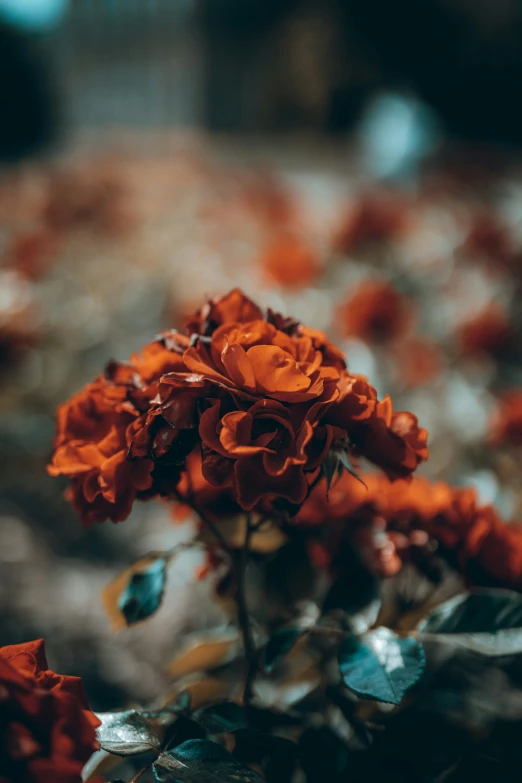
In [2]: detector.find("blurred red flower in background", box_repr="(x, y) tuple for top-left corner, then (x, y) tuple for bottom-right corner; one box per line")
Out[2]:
(297, 471), (522, 590)
(391, 337), (443, 389)
(0, 639), (100, 783)
(261, 232), (320, 289)
(458, 302), (512, 358)
(334, 191), (412, 254)
(337, 279), (414, 344)
(490, 390), (522, 446)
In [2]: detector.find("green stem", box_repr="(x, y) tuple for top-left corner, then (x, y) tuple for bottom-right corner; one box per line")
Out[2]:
(236, 514), (257, 704)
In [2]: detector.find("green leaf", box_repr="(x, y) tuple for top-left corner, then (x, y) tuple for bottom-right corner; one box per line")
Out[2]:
(298, 726), (350, 783)
(321, 449), (366, 495)
(420, 629), (522, 657)
(263, 627), (303, 672)
(153, 739), (264, 782)
(175, 689), (193, 714)
(96, 710), (161, 756)
(196, 702), (248, 734)
(338, 627), (425, 705)
(161, 715), (206, 750)
(119, 557), (167, 626)
(321, 451), (343, 494)
(417, 589), (522, 657)
(336, 450), (367, 488)
(418, 588), (522, 634)
(233, 729), (297, 783)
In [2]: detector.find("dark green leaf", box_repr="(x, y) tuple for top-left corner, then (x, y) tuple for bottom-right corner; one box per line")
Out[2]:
(244, 705), (302, 732)
(298, 726), (350, 783)
(418, 589), (522, 634)
(153, 739), (264, 782)
(96, 710), (161, 756)
(161, 714), (206, 750)
(338, 627), (425, 705)
(336, 450), (367, 488)
(197, 701), (248, 734)
(175, 689), (192, 714)
(233, 729), (297, 783)
(119, 557), (167, 626)
(420, 629), (522, 657)
(263, 627), (303, 672)
(321, 450), (342, 494)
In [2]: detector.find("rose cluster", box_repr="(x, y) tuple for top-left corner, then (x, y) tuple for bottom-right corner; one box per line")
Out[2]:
(49, 289), (427, 524)
(0, 639), (99, 783)
(297, 471), (522, 590)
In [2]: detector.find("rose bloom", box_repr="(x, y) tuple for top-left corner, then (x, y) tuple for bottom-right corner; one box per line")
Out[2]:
(457, 303), (512, 358)
(460, 208), (514, 272)
(261, 232), (320, 289)
(297, 471), (522, 590)
(337, 280), (414, 344)
(334, 191), (412, 255)
(0, 639), (100, 783)
(49, 289), (427, 523)
(489, 390), (522, 447)
(390, 338), (443, 390)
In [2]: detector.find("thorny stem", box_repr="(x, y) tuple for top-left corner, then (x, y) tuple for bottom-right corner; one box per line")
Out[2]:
(173, 489), (231, 555)
(173, 490), (257, 700)
(129, 757), (155, 783)
(236, 513), (257, 705)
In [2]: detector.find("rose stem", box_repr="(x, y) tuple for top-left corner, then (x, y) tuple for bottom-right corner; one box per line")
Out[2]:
(236, 513), (257, 704)
(129, 758), (154, 783)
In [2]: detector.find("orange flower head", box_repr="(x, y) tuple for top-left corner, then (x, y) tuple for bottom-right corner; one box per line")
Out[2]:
(0, 639), (100, 783)
(261, 232), (320, 289)
(338, 280), (414, 344)
(457, 303), (512, 359)
(297, 470), (522, 591)
(334, 191), (412, 254)
(490, 390), (522, 447)
(49, 289), (427, 521)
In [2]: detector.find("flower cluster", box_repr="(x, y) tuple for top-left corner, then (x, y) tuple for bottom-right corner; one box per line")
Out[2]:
(49, 289), (428, 524)
(0, 639), (100, 783)
(297, 471), (522, 590)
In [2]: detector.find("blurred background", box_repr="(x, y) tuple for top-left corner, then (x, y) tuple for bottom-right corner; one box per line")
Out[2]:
(3, 0), (522, 711)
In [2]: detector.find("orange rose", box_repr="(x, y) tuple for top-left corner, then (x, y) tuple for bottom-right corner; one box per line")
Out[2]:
(298, 471), (522, 590)
(50, 289), (427, 521)
(0, 639), (100, 783)
(490, 390), (522, 446)
(334, 191), (412, 254)
(458, 303), (512, 358)
(461, 208), (514, 272)
(337, 279), (414, 344)
(391, 338), (443, 390)
(261, 232), (320, 289)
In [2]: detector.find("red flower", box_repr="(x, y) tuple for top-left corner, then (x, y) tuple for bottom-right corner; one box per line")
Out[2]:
(460, 209), (514, 272)
(490, 390), (522, 446)
(457, 303), (512, 359)
(49, 289), (427, 521)
(337, 280), (414, 344)
(334, 191), (412, 254)
(298, 471), (522, 590)
(261, 232), (320, 289)
(391, 338), (443, 390)
(0, 639), (100, 783)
